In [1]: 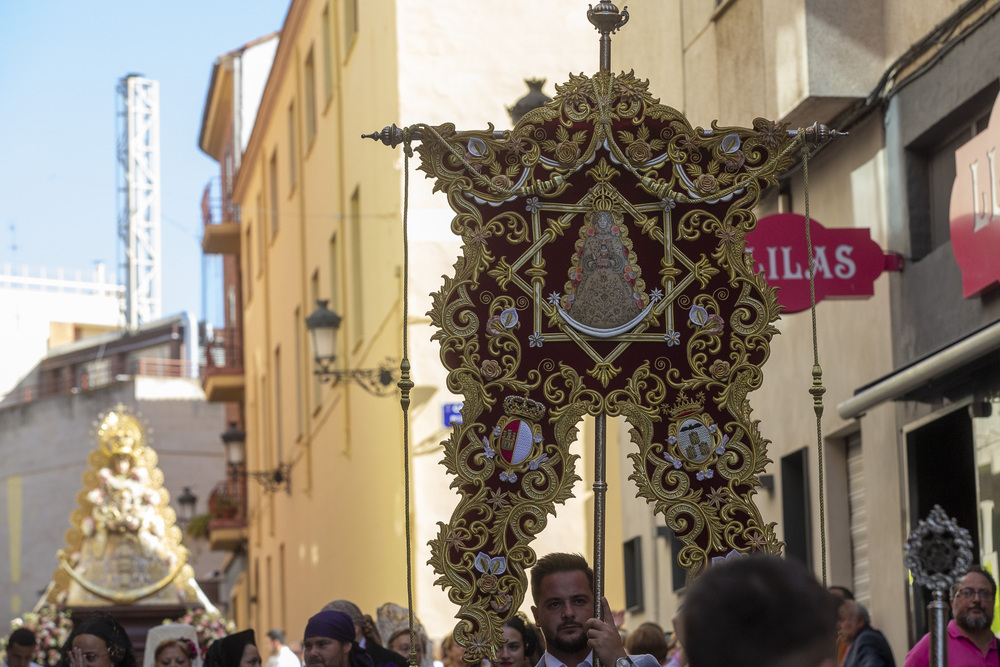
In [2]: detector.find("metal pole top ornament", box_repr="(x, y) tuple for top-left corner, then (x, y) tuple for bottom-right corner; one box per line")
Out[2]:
(904, 504), (974, 593)
(904, 505), (974, 667)
(366, 4), (841, 662)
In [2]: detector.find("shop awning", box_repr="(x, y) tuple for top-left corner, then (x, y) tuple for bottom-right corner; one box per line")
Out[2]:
(837, 319), (1000, 419)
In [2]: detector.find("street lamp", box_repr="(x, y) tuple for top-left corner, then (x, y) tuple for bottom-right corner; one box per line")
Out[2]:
(176, 486), (198, 527)
(305, 300), (397, 396)
(220, 421), (291, 494)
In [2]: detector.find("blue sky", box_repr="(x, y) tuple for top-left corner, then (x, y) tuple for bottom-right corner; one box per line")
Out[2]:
(0, 1), (289, 324)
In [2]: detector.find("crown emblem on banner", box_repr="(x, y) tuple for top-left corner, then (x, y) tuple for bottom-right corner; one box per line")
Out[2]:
(503, 396), (546, 422)
(668, 391), (704, 420)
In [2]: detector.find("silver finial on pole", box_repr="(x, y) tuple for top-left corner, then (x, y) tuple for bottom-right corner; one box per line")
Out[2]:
(904, 505), (974, 667)
(587, 2), (629, 72)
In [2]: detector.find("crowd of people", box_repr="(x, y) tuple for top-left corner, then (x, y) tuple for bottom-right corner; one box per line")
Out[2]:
(3, 552), (998, 667)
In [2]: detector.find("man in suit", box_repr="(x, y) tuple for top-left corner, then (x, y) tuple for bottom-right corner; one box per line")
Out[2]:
(839, 601), (895, 667)
(530, 553), (658, 667)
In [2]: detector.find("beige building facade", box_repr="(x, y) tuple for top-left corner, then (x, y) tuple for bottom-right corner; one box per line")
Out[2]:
(615, 0), (1000, 659)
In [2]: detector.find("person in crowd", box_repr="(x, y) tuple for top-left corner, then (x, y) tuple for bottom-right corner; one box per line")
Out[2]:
(492, 614), (541, 667)
(322, 600), (406, 667)
(61, 612), (138, 667)
(265, 631), (300, 667)
(204, 631), (259, 667)
(288, 644), (303, 667)
(903, 565), (998, 667)
(838, 601), (894, 667)
(144, 624), (200, 667)
(828, 586), (854, 665)
(302, 610), (373, 667)
(679, 554), (839, 667)
(5, 629), (42, 667)
(376, 604), (433, 667)
(154, 640), (196, 667)
(829, 586), (854, 602)
(529, 552), (658, 667)
(624, 624), (668, 666)
(440, 632), (464, 667)
(662, 635), (685, 667)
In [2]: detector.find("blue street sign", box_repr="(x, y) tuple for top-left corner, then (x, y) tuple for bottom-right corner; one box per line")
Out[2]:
(443, 402), (463, 427)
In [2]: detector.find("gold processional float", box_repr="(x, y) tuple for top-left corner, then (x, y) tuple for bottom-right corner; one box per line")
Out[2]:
(365, 3), (843, 663)
(39, 404), (215, 609)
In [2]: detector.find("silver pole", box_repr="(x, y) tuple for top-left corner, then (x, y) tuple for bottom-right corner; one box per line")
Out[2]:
(928, 589), (948, 667)
(593, 412), (608, 667)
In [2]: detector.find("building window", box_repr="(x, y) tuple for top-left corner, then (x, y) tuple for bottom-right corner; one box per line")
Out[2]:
(269, 151), (279, 237)
(845, 431), (870, 603)
(906, 406), (978, 639)
(622, 536), (643, 612)
(244, 224), (253, 302)
(328, 232), (339, 312)
(256, 192), (265, 273)
(781, 448), (812, 567)
(304, 50), (317, 145)
(294, 307), (304, 439)
(665, 528), (686, 593)
(343, 0), (358, 53)
(906, 83), (996, 260)
(322, 4), (334, 103)
(274, 346), (283, 461)
(259, 373), (270, 468)
(349, 188), (363, 345)
(288, 102), (297, 190)
(310, 270), (322, 413)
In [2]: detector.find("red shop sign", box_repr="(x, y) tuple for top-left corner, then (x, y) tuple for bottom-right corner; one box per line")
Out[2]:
(745, 213), (901, 313)
(950, 97), (1000, 298)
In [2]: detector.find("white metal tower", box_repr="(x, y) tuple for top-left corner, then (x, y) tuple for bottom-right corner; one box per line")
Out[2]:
(116, 74), (162, 328)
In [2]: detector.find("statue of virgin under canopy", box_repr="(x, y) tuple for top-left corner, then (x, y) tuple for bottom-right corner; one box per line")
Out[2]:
(40, 404), (215, 608)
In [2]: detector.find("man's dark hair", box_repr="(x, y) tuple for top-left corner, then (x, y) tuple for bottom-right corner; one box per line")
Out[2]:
(267, 629), (286, 644)
(828, 585), (854, 601)
(8, 629), (36, 649)
(530, 553), (593, 604)
(680, 555), (839, 667)
(951, 564), (998, 599)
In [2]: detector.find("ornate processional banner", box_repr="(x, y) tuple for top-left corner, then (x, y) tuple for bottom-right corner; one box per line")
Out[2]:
(366, 8), (838, 656)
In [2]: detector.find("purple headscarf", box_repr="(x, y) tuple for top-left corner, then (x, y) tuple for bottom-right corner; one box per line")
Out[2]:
(304, 611), (355, 643)
(303, 612), (373, 667)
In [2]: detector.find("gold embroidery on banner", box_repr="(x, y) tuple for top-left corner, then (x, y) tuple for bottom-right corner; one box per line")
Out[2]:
(421, 69), (790, 661)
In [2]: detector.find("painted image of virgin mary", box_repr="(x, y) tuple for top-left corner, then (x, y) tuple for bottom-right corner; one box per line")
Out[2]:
(562, 209), (646, 330)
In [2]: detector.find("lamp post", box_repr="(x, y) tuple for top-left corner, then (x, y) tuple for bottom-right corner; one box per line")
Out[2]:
(220, 421), (291, 494)
(177, 486), (197, 527)
(305, 300), (397, 396)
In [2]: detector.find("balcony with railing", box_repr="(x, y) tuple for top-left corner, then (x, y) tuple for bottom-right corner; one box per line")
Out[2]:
(206, 476), (247, 551)
(201, 324), (244, 403)
(2, 357), (197, 407)
(201, 176), (241, 255)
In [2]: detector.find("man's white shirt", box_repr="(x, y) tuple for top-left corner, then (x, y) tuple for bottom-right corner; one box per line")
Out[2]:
(267, 646), (301, 667)
(536, 651), (659, 667)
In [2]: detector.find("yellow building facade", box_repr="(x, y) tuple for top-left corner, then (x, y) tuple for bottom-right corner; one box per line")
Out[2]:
(201, 0), (644, 645)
